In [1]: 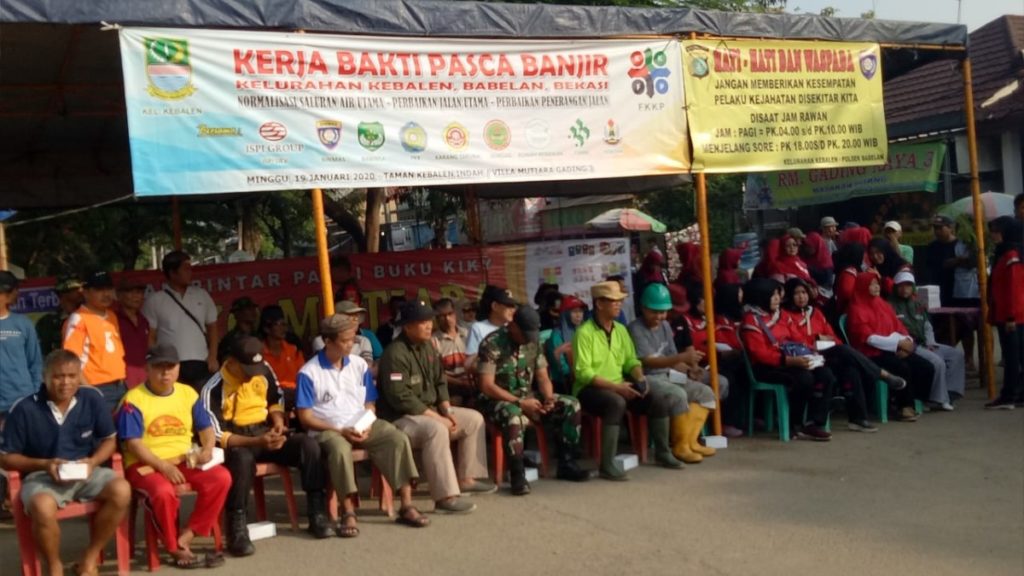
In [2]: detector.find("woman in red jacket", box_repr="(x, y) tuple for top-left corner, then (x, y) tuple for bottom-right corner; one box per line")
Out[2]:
(716, 248), (743, 287)
(783, 278), (906, 432)
(768, 234), (814, 284)
(985, 216), (1024, 409)
(740, 278), (833, 441)
(846, 272), (934, 421)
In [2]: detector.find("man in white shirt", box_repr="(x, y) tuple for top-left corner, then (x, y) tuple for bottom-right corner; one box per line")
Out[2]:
(464, 285), (517, 369)
(296, 314), (428, 535)
(142, 251), (219, 391)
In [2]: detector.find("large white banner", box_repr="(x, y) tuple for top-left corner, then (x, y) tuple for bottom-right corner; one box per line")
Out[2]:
(118, 28), (688, 196)
(525, 237), (634, 321)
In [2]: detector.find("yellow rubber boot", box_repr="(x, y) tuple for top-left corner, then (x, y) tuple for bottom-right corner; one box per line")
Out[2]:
(688, 404), (716, 457)
(671, 414), (702, 463)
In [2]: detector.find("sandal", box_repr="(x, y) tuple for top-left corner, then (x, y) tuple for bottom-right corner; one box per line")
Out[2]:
(395, 505), (430, 528)
(170, 553), (204, 570)
(204, 552), (226, 568)
(335, 512), (360, 538)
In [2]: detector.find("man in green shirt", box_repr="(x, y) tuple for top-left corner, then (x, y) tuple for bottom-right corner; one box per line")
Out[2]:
(477, 306), (590, 495)
(35, 274), (84, 355)
(573, 281), (682, 480)
(377, 301), (496, 514)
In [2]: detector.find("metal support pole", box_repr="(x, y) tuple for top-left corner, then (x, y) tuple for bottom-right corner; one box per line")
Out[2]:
(312, 188), (335, 317)
(961, 58), (996, 398)
(696, 172), (722, 435)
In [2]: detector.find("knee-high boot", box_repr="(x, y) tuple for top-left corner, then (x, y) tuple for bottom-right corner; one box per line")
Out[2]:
(650, 417), (684, 469)
(599, 425), (629, 481)
(687, 403), (716, 457)
(671, 413), (702, 463)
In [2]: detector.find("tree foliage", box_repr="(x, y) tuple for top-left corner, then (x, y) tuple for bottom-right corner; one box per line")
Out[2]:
(640, 175), (745, 252)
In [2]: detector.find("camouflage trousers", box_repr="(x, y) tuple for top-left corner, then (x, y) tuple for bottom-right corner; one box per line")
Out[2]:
(479, 394), (581, 458)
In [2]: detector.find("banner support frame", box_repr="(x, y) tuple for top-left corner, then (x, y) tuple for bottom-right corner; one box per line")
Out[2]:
(312, 187), (335, 317)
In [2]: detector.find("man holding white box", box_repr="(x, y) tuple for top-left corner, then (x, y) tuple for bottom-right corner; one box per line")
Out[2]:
(0, 349), (131, 576)
(201, 335), (333, 555)
(297, 314), (428, 536)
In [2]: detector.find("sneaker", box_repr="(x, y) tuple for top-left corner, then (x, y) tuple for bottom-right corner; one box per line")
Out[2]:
(898, 407), (919, 421)
(796, 425), (832, 441)
(880, 372), (907, 391)
(722, 425), (744, 438)
(459, 479), (498, 495)
(929, 402), (955, 412)
(847, 420), (879, 433)
(984, 399), (1016, 410)
(434, 497), (477, 514)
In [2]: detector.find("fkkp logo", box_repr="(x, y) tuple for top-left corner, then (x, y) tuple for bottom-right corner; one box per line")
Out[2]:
(627, 47), (670, 98)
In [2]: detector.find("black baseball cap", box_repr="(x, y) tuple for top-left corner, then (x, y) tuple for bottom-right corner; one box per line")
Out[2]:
(54, 274), (84, 293)
(230, 296), (258, 313)
(84, 270), (114, 289)
(145, 343), (180, 365)
(513, 305), (541, 343)
(397, 300), (436, 325)
(227, 336), (268, 377)
(0, 271), (18, 292)
(484, 285), (517, 307)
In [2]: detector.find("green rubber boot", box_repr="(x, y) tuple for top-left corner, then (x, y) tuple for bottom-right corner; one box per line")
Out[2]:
(599, 425), (629, 481)
(651, 417), (685, 469)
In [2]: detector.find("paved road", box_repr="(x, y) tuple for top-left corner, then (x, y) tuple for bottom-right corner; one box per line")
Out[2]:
(3, 386), (1022, 576)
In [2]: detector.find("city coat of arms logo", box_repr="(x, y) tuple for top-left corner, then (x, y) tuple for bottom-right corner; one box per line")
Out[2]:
(144, 37), (196, 100)
(317, 120), (342, 149)
(358, 122), (386, 151)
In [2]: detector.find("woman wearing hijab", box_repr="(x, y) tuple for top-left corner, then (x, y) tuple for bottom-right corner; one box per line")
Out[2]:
(985, 216), (1024, 409)
(740, 278), (834, 441)
(675, 242), (703, 285)
(716, 248), (743, 287)
(783, 278), (907, 432)
(753, 238), (780, 279)
(545, 295), (588, 395)
(769, 234), (814, 284)
(887, 271), (964, 411)
(838, 226), (872, 249)
(801, 232), (835, 289)
(832, 241), (869, 315)
(867, 238), (908, 296)
(846, 272), (934, 421)
(679, 283), (731, 404)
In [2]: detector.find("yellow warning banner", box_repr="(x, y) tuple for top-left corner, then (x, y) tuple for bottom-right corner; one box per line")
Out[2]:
(681, 39), (887, 173)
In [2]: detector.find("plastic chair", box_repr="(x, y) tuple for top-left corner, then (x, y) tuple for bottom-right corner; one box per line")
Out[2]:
(252, 462), (299, 531)
(743, 353), (792, 442)
(487, 420), (550, 482)
(129, 483), (223, 572)
(9, 454), (131, 576)
(325, 449), (394, 520)
(582, 411), (648, 462)
(838, 314), (894, 423)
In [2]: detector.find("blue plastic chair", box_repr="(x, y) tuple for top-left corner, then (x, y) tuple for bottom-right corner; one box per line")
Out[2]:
(838, 315), (890, 423)
(743, 352), (792, 442)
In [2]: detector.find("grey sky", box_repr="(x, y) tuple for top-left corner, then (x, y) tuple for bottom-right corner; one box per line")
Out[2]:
(788, 0), (1023, 30)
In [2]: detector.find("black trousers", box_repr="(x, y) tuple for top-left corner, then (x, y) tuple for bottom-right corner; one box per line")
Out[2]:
(224, 428), (324, 512)
(753, 365), (834, 427)
(179, 360), (212, 393)
(871, 351), (933, 409)
(577, 385), (670, 424)
(718, 354), (748, 427)
(996, 324), (1024, 402)
(823, 344), (878, 422)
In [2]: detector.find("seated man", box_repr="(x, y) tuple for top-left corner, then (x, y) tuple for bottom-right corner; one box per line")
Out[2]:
(118, 344), (231, 569)
(628, 284), (716, 464)
(0, 350), (131, 576)
(377, 300), (496, 514)
(297, 315), (428, 535)
(201, 336), (331, 556)
(477, 306), (590, 495)
(573, 281), (683, 480)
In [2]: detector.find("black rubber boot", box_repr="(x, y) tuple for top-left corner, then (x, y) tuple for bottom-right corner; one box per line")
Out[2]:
(306, 491), (332, 539)
(226, 509), (255, 557)
(509, 456), (531, 496)
(556, 439), (591, 482)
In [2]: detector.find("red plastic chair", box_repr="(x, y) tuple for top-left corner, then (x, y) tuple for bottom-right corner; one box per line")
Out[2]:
(252, 462), (299, 530)
(129, 483), (223, 572)
(487, 420), (550, 483)
(325, 449), (395, 519)
(583, 412), (648, 463)
(8, 454), (131, 576)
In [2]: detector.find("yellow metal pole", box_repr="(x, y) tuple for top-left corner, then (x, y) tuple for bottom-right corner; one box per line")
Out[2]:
(312, 188), (335, 317)
(961, 58), (996, 398)
(696, 173), (723, 435)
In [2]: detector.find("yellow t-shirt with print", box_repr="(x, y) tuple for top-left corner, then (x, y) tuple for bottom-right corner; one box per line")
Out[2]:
(119, 383), (203, 468)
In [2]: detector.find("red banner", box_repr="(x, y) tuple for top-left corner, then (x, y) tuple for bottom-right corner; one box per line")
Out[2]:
(15, 246), (520, 340)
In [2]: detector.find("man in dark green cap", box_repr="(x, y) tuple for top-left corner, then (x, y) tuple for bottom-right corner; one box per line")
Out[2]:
(477, 305), (590, 495)
(35, 274), (84, 355)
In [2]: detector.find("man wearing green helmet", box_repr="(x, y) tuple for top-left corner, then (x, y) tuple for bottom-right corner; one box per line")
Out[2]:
(628, 283), (718, 465)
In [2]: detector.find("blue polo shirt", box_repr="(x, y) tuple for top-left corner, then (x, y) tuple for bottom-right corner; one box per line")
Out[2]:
(0, 385), (115, 461)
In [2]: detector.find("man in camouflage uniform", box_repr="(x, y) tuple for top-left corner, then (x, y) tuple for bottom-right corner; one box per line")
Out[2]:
(477, 306), (590, 495)
(35, 274), (84, 355)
